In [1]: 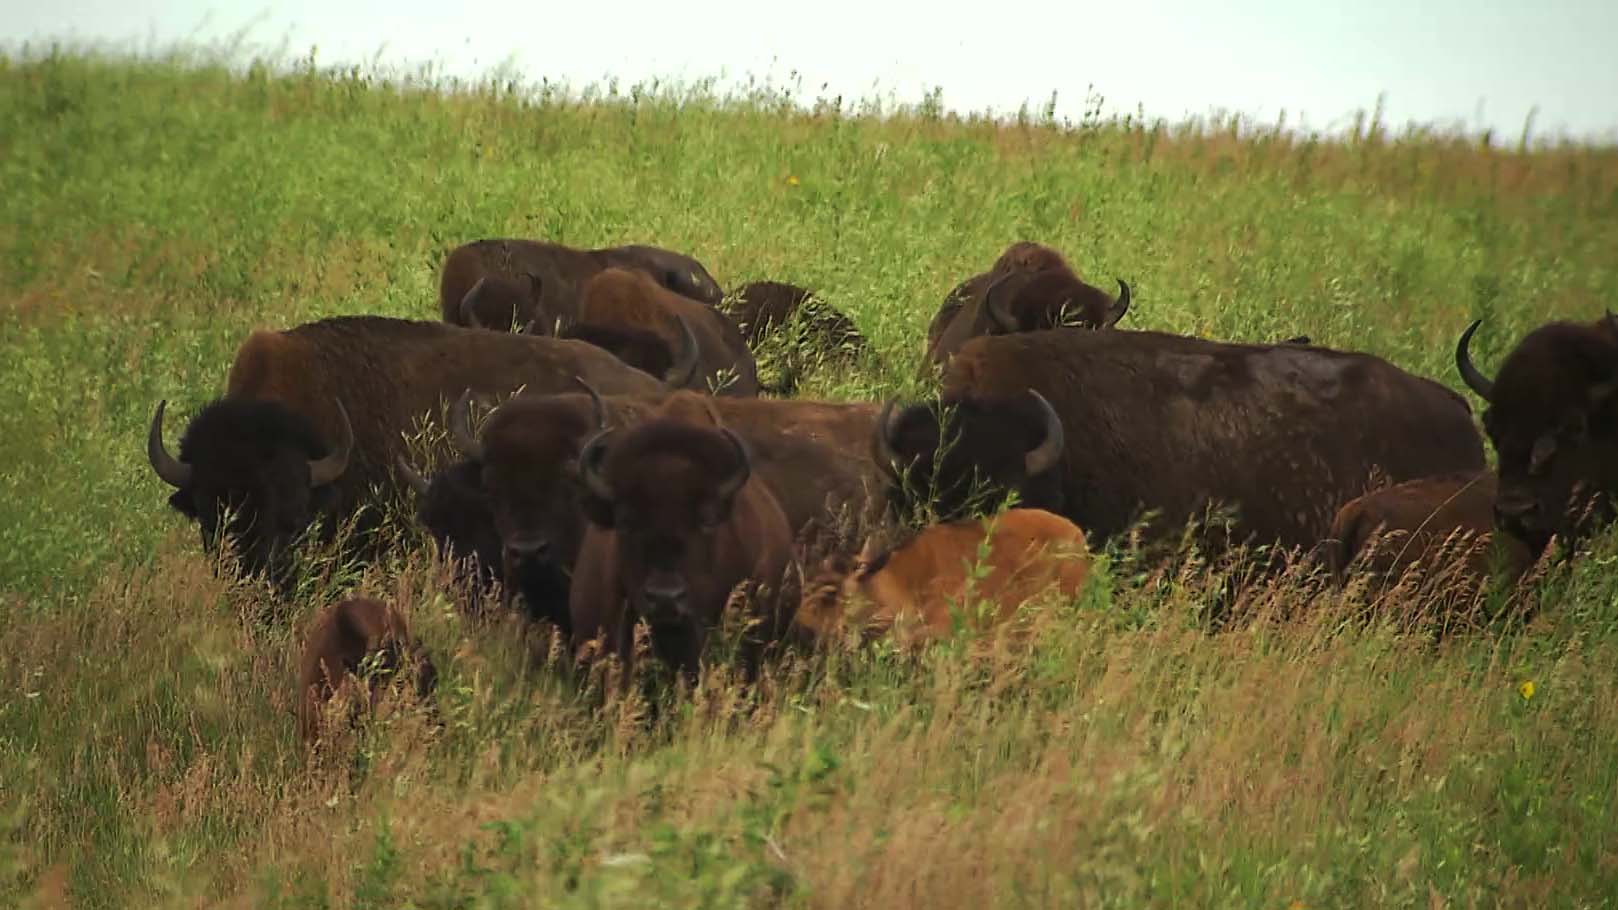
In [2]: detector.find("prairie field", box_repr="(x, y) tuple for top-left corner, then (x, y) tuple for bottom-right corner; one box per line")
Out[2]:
(5, 46), (1618, 908)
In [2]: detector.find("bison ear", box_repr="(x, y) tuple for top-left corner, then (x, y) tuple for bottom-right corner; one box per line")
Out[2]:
(168, 488), (197, 518)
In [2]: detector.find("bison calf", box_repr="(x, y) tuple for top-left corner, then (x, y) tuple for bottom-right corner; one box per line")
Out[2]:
(794, 508), (1090, 648)
(296, 597), (437, 743)
(1322, 471), (1531, 597)
(569, 399), (795, 678)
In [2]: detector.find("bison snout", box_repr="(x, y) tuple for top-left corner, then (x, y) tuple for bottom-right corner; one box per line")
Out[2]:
(1494, 491), (1543, 538)
(504, 536), (552, 561)
(639, 579), (689, 624)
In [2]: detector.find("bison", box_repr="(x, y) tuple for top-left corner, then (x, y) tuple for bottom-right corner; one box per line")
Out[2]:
(793, 508), (1090, 648)
(397, 455), (503, 596)
(296, 596), (437, 743)
(568, 399), (796, 678)
(146, 316), (667, 591)
(442, 238), (724, 332)
(724, 281), (867, 394)
(879, 327), (1486, 559)
(1457, 316), (1618, 556)
(574, 268), (759, 396)
(925, 242), (1130, 367)
(1320, 470), (1530, 595)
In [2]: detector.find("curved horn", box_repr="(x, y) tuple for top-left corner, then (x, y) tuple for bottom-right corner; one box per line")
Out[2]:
(664, 313), (701, 388)
(307, 399), (353, 487)
(147, 400), (193, 488)
(872, 397), (905, 478)
(1105, 279), (1132, 327)
(396, 455), (431, 497)
(1022, 390), (1064, 477)
(460, 277), (489, 330)
(578, 428), (617, 503)
(448, 389), (484, 461)
(1455, 319), (1494, 402)
(983, 271), (1020, 334)
(714, 428), (752, 502)
(574, 376), (608, 430)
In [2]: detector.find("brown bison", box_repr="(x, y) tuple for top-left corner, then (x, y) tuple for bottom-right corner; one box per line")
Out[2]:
(296, 597), (437, 743)
(146, 316), (667, 590)
(1321, 470), (1530, 594)
(397, 455), (503, 596)
(926, 242), (1130, 366)
(569, 399), (796, 677)
(441, 238), (724, 332)
(1457, 316), (1618, 556)
(793, 508), (1090, 648)
(880, 328), (1486, 558)
(575, 268), (760, 396)
(724, 281), (867, 393)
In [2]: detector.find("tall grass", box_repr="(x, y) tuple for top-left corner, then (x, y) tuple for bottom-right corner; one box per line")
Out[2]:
(3, 47), (1618, 907)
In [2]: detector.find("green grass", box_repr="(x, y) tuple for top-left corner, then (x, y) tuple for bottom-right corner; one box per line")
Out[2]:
(4, 45), (1618, 908)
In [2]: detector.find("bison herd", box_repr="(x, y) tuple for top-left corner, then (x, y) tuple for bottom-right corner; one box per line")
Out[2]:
(143, 236), (1618, 741)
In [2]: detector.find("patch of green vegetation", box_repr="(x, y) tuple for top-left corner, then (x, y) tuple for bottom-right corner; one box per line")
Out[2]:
(3, 46), (1618, 908)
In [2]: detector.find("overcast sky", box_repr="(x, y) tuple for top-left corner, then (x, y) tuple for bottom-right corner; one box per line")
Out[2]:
(8, 0), (1617, 141)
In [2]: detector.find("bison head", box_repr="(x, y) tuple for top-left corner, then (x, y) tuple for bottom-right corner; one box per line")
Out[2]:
(397, 456), (503, 596)
(448, 384), (609, 630)
(576, 416), (754, 663)
(1457, 315), (1618, 554)
(460, 273), (544, 333)
(148, 397), (352, 587)
(873, 390), (1065, 523)
(983, 271), (1130, 335)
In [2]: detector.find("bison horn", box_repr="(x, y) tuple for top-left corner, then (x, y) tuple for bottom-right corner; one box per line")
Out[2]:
(983, 271), (1020, 334)
(1105, 279), (1132, 328)
(396, 456), (431, 497)
(448, 389), (485, 461)
(715, 428), (753, 502)
(460, 278), (489, 330)
(1022, 390), (1064, 477)
(578, 428), (617, 503)
(147, 399), (193, 489)
(307, 399), (354, 487)
(872, 397), (905, 479)
(574, 376), (609, 430)
(665, 313), (701, 388)
(1455, 319), (1495, 402)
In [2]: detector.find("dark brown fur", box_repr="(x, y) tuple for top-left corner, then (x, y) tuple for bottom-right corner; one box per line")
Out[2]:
(569, 401), (795, 678)
(440, 238), (723, 332)
(886, 328), (1486, 558)
(296, 597), (436, 743)
(578, 268), (760, 396)
(558, 323), (678, 381)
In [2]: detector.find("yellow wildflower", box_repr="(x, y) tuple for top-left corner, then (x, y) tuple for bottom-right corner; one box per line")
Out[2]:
(1518, 680), (1536, 701)
(786, 174), (800, 187)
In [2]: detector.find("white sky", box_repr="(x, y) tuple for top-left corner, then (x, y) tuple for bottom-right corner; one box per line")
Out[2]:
(8, 0), (1617, 141)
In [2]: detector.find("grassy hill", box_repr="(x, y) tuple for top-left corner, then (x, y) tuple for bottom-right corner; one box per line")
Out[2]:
(4, 48), (1618, 907)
